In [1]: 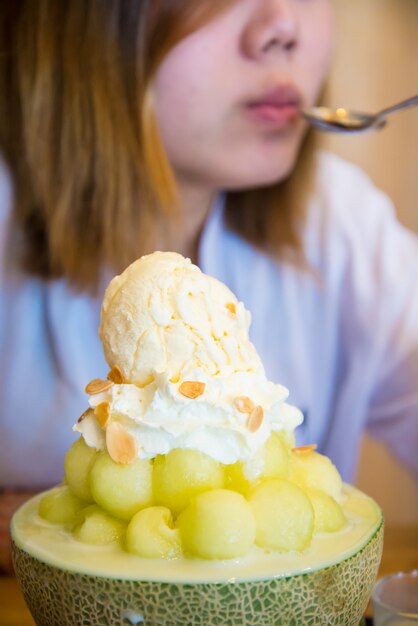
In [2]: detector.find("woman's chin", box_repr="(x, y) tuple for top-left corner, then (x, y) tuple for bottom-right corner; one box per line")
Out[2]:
(221, 143), (302, 191)
(221, 161), (297, 192)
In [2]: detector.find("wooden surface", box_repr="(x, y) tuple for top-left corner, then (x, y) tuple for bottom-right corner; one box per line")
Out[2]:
(0, 526), (417, 626)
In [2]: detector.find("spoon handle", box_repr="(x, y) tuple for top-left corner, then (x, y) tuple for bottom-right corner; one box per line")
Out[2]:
(379, 94), (418, 118)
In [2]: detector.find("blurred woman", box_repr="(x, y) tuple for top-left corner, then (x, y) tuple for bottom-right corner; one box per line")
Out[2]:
(0, 1), (417, 571)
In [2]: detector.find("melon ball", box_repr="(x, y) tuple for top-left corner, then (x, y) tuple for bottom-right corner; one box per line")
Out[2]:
(248, 479), (314, 552)
(306, 488), (346, 533)
(126, 506), (181, 559)
(263, 431), (291, 479)
(177, 489), (256, 560)
(64, 437), (98, 502)
(90, 451), (153, 521)
(225, 461), (250, 495)
(39, 485), (86, 525)
(73, 504), (126, 545)
(226, 432), (290, 495)
(290, 450), (343, 499)
(153, 449), (225, 515)
(342, 490), (380, 522)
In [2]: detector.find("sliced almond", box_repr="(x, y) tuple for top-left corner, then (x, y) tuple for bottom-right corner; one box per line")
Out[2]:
(94, 402), (111, 428)
(234, 396), (254, 414)
(226, 302), (236, 314)
(107, 365), (124, 384)
(292, 444), (318, 454)
(77, 408), (93, 424)
(106, 422), (138, 464)
(85, 378), (114, 395)
(179, 381), (206, 399)
(247, 405), (264, 432)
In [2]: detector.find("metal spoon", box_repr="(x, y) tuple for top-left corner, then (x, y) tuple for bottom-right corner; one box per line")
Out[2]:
(303, 93), (418, 133)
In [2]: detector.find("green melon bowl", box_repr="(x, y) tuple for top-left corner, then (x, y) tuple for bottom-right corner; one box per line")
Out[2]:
(11, 491), (383, 626)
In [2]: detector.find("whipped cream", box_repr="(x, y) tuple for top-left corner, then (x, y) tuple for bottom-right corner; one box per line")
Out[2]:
(75, 370), (302, 464)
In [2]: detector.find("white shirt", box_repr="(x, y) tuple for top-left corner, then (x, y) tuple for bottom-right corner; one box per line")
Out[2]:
(1, 152), (417, 488)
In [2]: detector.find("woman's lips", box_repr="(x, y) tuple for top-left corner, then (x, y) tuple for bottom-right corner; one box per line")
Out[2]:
(245, 85), (302, 127)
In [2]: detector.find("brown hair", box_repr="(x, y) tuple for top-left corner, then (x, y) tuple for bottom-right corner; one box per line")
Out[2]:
(0, 0), (316, 291)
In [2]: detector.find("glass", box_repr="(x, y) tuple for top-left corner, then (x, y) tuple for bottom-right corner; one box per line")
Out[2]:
(372, 570), (418, 626)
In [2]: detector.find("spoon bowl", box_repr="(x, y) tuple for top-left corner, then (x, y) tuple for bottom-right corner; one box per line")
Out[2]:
(303, 94), (418, 133)
(302, 106), (386, 133)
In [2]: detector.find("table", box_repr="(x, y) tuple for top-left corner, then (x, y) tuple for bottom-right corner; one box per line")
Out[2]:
(0, 526), (417, 626)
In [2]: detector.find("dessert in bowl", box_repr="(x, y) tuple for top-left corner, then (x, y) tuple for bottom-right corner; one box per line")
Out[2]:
(11, 252), (383, 626)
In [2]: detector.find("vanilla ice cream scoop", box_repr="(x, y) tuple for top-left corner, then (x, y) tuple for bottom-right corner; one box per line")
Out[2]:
(77, 252), (302, 464)
(99, 252), (263, 386)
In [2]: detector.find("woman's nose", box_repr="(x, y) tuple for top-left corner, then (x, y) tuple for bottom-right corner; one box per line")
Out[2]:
(242, 0), (298, 60)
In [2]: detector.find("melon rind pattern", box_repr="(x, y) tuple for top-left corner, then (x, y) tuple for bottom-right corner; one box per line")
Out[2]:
(12, 522), (383, 626)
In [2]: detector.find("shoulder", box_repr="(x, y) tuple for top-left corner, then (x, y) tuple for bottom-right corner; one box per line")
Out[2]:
(314, 150), (396, 232)
(306, 151), (418, 268)
(308, 152), (418, 323)
(316, 150), (379, 190)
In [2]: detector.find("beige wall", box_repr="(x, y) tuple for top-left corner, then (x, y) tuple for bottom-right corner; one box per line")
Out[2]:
(320, 0), (418, 527)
